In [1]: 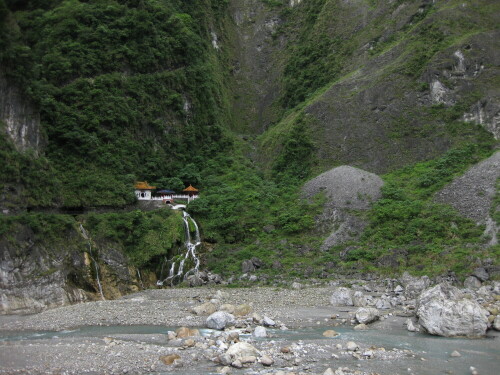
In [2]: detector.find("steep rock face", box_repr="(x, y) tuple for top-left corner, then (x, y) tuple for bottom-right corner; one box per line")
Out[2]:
(302, 166), (383, 251)
(228, 0), (284, 133)
(434, 151), (499, 245)
(260, 0), (499, 174)
(0, 70), (43, 154)
(0, 224), (146, 314)
(423, 31), (500, 139)
(0, 225), (87, 314)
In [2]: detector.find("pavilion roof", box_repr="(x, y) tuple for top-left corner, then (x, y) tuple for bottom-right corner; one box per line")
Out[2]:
(134, 181), (156, 190)
(183, 184), (199, 192)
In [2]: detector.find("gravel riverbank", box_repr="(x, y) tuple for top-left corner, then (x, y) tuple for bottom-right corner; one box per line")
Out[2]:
(0, 286), (498, 375)
(0, 286), (335, 331)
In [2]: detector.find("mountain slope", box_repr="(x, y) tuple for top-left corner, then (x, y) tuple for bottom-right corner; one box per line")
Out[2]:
(0, 0), (498, 313)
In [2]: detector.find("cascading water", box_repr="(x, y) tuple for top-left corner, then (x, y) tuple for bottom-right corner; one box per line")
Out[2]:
(157, 210), (201, 286)
(79, 224), (105, 300)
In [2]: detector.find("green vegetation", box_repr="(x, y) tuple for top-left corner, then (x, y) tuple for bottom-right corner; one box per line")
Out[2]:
(0, 0), (232, 208)
(0, 0), (498, 284)
(333, 142), (496, 277)
(279, 0), (356, 109)
(85, 209), (184, 268)
(0, 121), (60, 207)
(0, 212), (74, 239)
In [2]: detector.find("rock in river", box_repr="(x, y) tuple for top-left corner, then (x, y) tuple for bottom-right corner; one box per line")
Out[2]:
(355, 307), (379, 324)
(253, 326), (267, 337)
(323, 329), (339, 337)
(206, 311), (235, 330)
(416, 283), (489, 337)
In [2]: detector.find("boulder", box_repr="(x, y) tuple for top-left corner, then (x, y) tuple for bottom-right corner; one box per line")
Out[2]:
(346, 341), (358, 351)
(159, 354), (181, 365)
(394, 285), (404, 294)
(406, 318), (419, 332)
(374, 296), (392, 310)
(192, 302), (217, 315)
(220, 304), (236, 314)
(260, 355), (274, 366)
(234, 303), (252, 316)
(253, 326), (267, 337)
(262, 316), (276, 327)
(214, 290), (229, 300)
(352, 291), (368, 307)
(416, 284), (489, 337)
(251, 257), (264, 268)
(322, 329), (339, 337)
(473, 267), (489, 282)
(493, 316), (500, 331)
(242, 260), (255, 273)
(355, 307), (380, 324)
(463, 276), (481, 290)
(330, 287), (354, 306)
(354, 323), (368, 330)
(231, 359), (243, 368)
(206, 311), (235, 330)
(401, 272), (431, 298)
(187, 274), (204, 287)
(252, 312), (263, 323)
(175, 327), (200, 338)
(226, 342), (260, 359)
(240, 355), (256, 364)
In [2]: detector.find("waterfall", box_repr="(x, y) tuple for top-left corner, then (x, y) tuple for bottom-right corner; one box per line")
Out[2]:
(79, 224), (105, 300)
(136, 269), (145, 289)
(157, 210), (201, 286)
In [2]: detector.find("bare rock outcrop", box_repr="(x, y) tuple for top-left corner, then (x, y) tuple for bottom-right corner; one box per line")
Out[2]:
(0, 70), (43, 154)
(302, 166), (383, 251)
(434, 151), (500, 246)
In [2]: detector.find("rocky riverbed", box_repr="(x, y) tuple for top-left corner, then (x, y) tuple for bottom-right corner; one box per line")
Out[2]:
(0, 281), (499, 375)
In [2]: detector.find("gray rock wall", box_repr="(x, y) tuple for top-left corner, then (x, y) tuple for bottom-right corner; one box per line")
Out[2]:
(0, 69), (43, 154)
(0, 224), (144, 315)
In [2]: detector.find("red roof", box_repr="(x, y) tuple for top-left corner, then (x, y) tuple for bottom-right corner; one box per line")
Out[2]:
(134, 181), (156, 190)
(183, 184), (199, 192)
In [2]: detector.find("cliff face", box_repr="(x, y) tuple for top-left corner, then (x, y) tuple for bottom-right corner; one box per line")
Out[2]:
(0, 222), (150, 314)
(0, 70), (43, 154)
(228, 0), (285, 134)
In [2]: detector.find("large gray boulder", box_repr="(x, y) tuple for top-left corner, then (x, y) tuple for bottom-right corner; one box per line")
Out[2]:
(206, 311), (235, 330)
(400, 272), (431, 299)
(330, 287), (354, 306)
(416, 284), (489, 338)
(355, 307), (380, 324)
